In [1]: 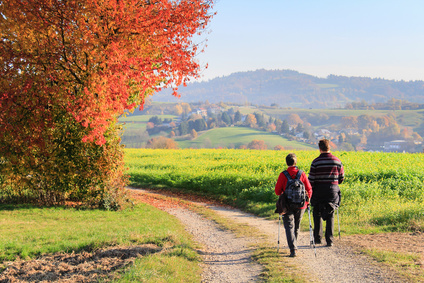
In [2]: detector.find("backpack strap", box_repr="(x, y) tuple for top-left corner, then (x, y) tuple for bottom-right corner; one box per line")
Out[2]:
(282, 170), (292, 180)
(283, 170), (303, 180)
(295, 170), (303, 180)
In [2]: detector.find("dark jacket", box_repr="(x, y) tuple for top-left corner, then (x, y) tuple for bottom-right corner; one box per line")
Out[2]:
(308, 152), (344, 207)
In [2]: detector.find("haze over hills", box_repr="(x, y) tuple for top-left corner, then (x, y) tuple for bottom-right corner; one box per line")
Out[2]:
(153, 69), (424, 108)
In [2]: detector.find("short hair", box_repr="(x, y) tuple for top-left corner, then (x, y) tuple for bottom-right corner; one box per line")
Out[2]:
(286, 153), (297, 166)
(318, 139), (330, 152)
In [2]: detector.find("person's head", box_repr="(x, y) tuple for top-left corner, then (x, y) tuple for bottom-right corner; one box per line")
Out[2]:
(318, 139), (330, 152)
(286, 153), (297, 166)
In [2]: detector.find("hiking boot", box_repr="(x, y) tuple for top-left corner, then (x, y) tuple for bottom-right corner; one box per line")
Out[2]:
(289, 250), (297, 257)
(326, 242), (333, 247)
(314, 239), (321, 244)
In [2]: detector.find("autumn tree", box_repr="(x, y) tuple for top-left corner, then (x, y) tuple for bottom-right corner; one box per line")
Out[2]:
(180, 103), (192, 115)
(248, 140), (267, 150)
(341, 116), (358, 129)
(267, 123), (276, 132)
(146, 136), (178, 149)
(244, 114), (257, 128)
(274, 145), (284, 150)
(286, 114), (303, 127)
(0, 0), (213, 207)
(146, 122), (155, 130)
(173, 104), (184, 116)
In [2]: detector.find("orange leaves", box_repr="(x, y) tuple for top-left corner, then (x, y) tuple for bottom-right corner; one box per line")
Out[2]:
(0, 0), (213, 206)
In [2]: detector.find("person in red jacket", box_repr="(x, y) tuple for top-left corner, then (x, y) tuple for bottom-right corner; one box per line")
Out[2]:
(275, 153), (313, 257)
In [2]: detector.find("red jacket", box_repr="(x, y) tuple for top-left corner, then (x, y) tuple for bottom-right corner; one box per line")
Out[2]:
(275, 166), (313, 209)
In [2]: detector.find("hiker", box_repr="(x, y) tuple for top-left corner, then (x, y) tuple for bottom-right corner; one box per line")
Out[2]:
(309, 139), (344, 247)
(275, 153), (312, 257)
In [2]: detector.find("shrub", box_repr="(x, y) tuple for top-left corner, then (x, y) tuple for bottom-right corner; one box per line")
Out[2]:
(146, 137), (178, 149)
(248, 140), (267, 150)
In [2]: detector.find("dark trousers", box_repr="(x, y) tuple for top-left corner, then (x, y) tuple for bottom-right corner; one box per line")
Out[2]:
(282, 208), (305, 251)
(312, 205), (334, 244)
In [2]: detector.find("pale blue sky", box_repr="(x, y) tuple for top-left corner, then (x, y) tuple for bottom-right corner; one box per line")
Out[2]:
(194, 0), (424, 81)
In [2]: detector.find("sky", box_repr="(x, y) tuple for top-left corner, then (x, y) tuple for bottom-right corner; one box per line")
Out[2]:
(193, 0), (424, 82)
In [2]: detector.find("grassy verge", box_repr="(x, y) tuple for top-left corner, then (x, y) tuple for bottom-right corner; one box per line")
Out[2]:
(362, 249), (424, 282)
(0, 203), (201, 282)
(112, 246), (201, 282)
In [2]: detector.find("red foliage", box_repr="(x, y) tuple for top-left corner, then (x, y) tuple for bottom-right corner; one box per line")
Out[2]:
(146, 136), (178, 149)
(247, 140), (268, 150)
(0, 0), (214, 145)
(274, 145), (285, 151)
(0, 0), (214, 206)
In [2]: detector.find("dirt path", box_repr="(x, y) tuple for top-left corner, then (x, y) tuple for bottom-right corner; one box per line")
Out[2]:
(168, 208), (263, 282)
(130, 188), (419, 283)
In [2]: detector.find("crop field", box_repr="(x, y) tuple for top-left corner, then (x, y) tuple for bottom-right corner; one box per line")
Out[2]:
(126, 148), (424, 234)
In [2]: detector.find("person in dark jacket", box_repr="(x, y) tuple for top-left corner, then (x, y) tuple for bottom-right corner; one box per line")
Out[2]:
(275, 153), (312, 257)
(308, 139), (344, 247)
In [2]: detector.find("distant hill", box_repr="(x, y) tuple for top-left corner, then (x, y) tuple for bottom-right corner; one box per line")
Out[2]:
(152, 69), (424, 108)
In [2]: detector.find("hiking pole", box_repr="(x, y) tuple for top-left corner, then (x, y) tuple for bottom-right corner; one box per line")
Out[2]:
(337, 207), (341, 240)
(307, 205), (317, 257)
(277, 214), (281, 253)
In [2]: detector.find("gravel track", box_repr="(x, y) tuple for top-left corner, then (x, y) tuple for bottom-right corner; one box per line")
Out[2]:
(166, 208), (263, 282)
(132, 189), (408, 283)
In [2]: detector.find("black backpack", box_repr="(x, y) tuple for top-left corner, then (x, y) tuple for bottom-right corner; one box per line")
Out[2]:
(282, 170), (307, 210)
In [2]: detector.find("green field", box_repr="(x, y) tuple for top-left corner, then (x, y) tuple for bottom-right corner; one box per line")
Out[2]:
(126, 148), (424, 234)
(176, 127), (316, 150)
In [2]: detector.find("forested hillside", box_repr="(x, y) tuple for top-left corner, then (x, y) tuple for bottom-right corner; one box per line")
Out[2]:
(153, 69), (424, 108)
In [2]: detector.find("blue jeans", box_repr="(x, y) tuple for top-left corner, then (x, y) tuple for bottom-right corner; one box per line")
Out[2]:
(283, 208), (305, 251)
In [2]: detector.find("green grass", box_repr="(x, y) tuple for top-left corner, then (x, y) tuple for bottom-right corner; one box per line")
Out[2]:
(396, 110), (424, 127)
(252, 245), (309, 283)
(0, 203), (201, 281)
(121, 123), (148, 131)
(113, 247), (201, 282)
(175, 127), (316, 150)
